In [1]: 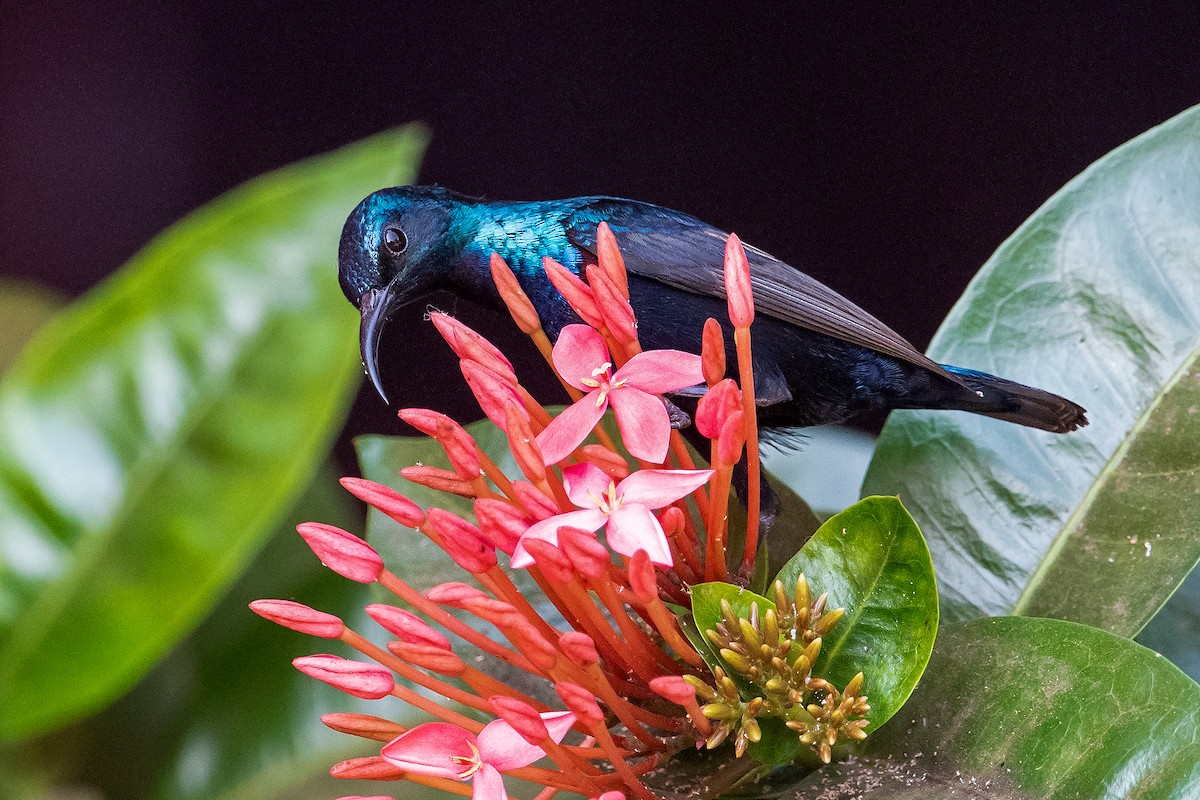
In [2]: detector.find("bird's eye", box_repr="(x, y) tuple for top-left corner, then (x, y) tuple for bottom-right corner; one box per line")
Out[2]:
(382, 226), (408, 255)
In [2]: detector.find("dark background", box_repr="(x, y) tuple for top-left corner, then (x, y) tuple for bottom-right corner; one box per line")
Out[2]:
(4, 4), (1199, 443)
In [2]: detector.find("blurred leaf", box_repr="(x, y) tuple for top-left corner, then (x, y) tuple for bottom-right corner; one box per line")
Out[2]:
(863, 104), (1200, 633)
(787, 617), (1200, 799)
(774, 497), (936, 732)
(0, 126), (428, 741)
(0, 280), (67, 373)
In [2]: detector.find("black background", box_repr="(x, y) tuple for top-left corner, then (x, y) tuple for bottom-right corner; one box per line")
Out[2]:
(4, 4), (1199, 443)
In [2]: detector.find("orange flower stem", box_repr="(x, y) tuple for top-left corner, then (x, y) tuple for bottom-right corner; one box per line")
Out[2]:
(561, 580), (659, 683)
(518, 385), (554, 430)
(476, 448), (517, 499)
(378, 570), (538, 673)
(341, 629), (492, 715)
(632, 595), (708, 669)
(505, 765), (594, 794)
(704, 463), (734, 581)
(668, 431), (709, 508)
(590, 579), (682, 675)
(484, 565), (563, 642)
(404, 775), (475, 797)
(568, 661), (678, 740)
(460, 666), (551, 710)
(582, 722), (659, 800)
(734, 325), (761, 577)
(388, 682), (484, 733)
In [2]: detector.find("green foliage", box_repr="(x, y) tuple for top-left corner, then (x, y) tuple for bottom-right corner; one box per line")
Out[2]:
(0, 126), (427, 741)
(863, 105), (1200, 636)
(788, 617), (1200, 799)
(773, 497), (937, 732)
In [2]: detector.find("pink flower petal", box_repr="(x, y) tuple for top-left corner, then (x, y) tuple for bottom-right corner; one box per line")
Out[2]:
(616, 350), (704, 395)
(541, 710), (577, 743)
(609, 387), (670, 463)
(476, 717), (546, 771)
(562, 462), (612, 509)
(617, 469), (714, 508)
(380, 722), (476, 779)
(606, 504), (673, 566)
(471, 763), (508, 800)
(536, 395), (607, 465)
(510, 509), (607, 569)
(551, 324), (611, 390)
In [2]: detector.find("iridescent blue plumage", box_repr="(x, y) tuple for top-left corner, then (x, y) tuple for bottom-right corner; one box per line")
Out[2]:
(338, 186), (1087, 437)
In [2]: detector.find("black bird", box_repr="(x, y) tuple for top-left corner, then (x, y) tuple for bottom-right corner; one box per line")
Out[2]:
(338, 186), (1087, 443)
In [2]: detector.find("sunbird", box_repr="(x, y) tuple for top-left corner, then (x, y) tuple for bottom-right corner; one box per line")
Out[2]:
(338, 186), (1087, 439)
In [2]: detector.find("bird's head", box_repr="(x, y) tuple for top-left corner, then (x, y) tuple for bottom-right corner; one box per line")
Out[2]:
(338, 186), (457, 402)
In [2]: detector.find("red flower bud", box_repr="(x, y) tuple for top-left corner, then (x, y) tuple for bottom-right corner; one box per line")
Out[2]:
(717, 409), (746, 465)
(320, 712), (407, 742)
(554, 681), (605, 726)
(511, 480), (560, 521)
(329, 756), (405, 780)
(558, 631), (600, 667)
(702, 318), (726, 386)
(723, 233), (754, 327)
(249, 599), (344, 638)
(429, 312), (517, 384)
(587, 264), (637, 345)
(365, 604), (451, 650)
(557, 526), (610, 579)
(400, 466), (475, 497)
(461, 360), (527, 431)
(543, 256), (604, 328)
(649, 675), (697, 705)
(427, 508), (496, 574)
(293, 654), (394, 699)
(387, 641), (465, 676)
(488, 695), (550, 746)
(579, 444), (630, 480)
(490, 253), (542, 333)
(660, 506), (686, 539)
(425, 582), (488, 607)
(696, 378), (742, 439)
(626, 549), (659, 603)
(339, 478), (426, 528)
(503, 617), (558, 672)
(522, 538), (574, 584)
(473, 498), (529, 555)
(398, 409), (480, 479)
(296, 523), (383, 583)
(596, 222), (630, 300)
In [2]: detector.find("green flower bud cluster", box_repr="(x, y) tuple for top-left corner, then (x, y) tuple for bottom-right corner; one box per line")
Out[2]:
(696, 575), (870, 763)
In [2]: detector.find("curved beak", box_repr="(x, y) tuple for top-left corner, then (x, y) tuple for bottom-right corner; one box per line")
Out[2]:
(358, 281), (401, 404)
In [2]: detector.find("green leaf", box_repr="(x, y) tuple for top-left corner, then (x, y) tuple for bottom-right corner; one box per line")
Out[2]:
(862, 104), (1200, 634)
(1137, 567), (1200, 682)
(689, 581), (776, 682)
(787, 617), (1200, 799)
(0, 126), (427, 741)
(773, 496), (937, 732)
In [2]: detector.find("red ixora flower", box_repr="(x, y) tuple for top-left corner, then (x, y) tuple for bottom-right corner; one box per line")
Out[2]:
(380, 712), (575, 800)
(536, 324), (703, 464)
(511, 462), (711, 568)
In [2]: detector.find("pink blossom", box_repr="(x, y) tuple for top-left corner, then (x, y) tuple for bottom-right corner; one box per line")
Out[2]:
(536, 325), (702, 464)
(511, 463), (712, 569)
(380, 712), (575, 800)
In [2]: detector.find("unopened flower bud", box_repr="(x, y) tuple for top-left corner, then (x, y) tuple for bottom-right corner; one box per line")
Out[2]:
(587, 264), (637, 345)
(400, 466), (475, 497)
(595, 222), (630, 300)
(474, 498), (529, 555)
(296, 523), (383, 583)
(702, 318), (726, 386)
(558, 631), (600, 666)
(488, 696), (550, 745)
(339, 478), (426, 528)
(427, 508), (496, 574)
(429, 312), (517, 384)
(293, 654), (393, 699)
(387, 641), (465, 676)
(329, 756), (405, 780)
(557, 526), (609, 578)
(555, 681), (605, 726)
(320, 712), (406, 742)
(723, 233), (754, 327)
(579, 444), (630, 480)
(490, 252), (542, 333)
(365, 604), (450, 650)
(250, 599), (344, 638)
(543, 256), (604, 328)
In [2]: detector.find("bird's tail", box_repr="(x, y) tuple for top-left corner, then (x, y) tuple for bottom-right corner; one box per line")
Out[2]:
(939, 365), (1089, 433)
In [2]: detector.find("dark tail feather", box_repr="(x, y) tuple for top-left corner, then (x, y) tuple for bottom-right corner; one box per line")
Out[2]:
(940, 365), (1089, 433)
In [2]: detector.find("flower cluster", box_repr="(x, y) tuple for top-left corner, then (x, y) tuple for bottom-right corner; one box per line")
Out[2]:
(252, 225), (868, 800)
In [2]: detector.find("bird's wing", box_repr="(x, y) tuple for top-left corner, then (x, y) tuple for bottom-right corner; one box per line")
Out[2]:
(565, 198), (953, 380)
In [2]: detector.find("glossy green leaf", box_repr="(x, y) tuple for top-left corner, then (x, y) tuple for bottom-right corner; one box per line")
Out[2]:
(0, 126), (427, 741)
(863, 104), (1200, 633)
(788, 617), (1200, 799)
(689, 582), (776, 691)
(774, 496), (936, 732)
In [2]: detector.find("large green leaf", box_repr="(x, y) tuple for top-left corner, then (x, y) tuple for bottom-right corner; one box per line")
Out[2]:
(788, 617), (1200, 799)
(0, 126), (427, 741)
(773, 497), (936, 733)
(862, 104), (1200, 633)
